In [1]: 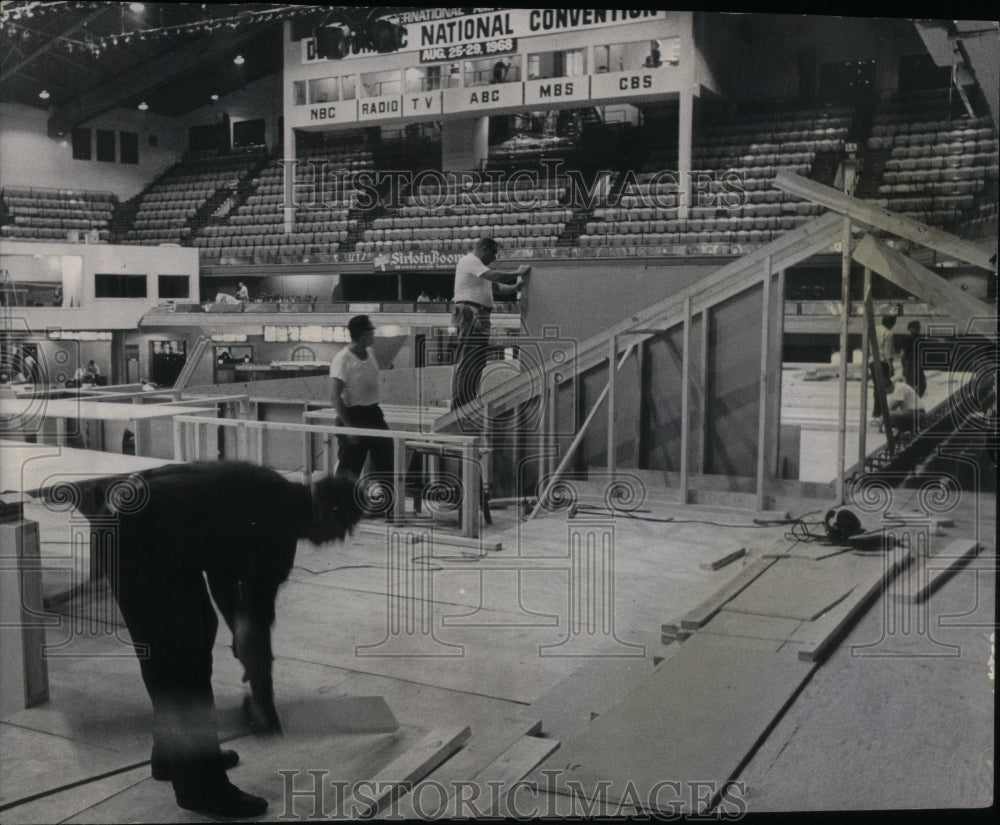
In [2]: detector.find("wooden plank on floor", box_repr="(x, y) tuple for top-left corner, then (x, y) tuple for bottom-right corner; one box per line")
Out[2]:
(788, 546), (911, 662)
(527, 634), (815, 815)
(383, 716), (542, 821)
(475, 736), (562, 818)
(0, 765), (152, 825)
(680, 556), (778, 629)
(723, 558), (858, 621)
(892, 539), (980, 603)
(528, 655), (669, 742)
(345, 726), (471, 819)
(703, 610), (804, 642)
(699, 546), (747, 571)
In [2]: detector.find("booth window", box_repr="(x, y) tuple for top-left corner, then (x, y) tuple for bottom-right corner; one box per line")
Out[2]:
(96, 129), (116, 163)
(72, 127), (91, 160)
(308, 76), (339, 103)
(158, 275), (189, 299)
(95, 273), (147, 298)
(291, 346), (316, 361)
(120, 131), (139, 164)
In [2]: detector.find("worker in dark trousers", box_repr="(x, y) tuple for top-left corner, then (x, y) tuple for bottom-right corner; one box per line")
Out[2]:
(91, 462), (361, 818)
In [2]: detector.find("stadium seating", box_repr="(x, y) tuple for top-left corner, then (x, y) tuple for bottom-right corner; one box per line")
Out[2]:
(0, 186), (115, 242)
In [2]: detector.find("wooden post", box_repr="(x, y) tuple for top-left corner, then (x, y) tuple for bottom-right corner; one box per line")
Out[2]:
(255, 427), (264, 465)
(859, 266), (871, 468)
(865, 290), (895, 455)
(756, 256), (772, 511)
(462, 441), (480, 538)
(698, 308), (709, 475)
(547, 372), (557, 483)
(173, 419), (184, 461)
(393, 438), (406, 523)
(680, 295), (691, 505)
(529, 344), (635, 520)
(607, 334), (617, 476)
(836, 217), (851, 504)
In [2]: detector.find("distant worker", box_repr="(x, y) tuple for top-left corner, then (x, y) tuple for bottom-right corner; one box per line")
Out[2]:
(329, 315), (393, 507)
(885, 376), (925, 434)
(236, 282), (249, 303)
(492, 59), (509, 83)
(870, 314), (898, 422)
(899, 319), (927, 398)
(450, 238), (528, 416)
(417, 290), (431, 302)
(84, 462), (361, 818)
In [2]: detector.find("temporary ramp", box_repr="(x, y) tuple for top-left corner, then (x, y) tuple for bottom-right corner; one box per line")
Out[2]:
(436, 211), (844, 509)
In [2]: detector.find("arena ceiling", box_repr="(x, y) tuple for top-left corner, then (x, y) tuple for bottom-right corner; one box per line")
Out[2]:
(1, 5), (997, 136)
(0, 2), (411, 134)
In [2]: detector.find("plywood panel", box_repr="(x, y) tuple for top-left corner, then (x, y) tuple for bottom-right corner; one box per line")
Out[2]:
(640, 324), (685, 472)
(724, 557), (859, 620)
(704, 285), (763, 477)
(533, 634), (815, 815)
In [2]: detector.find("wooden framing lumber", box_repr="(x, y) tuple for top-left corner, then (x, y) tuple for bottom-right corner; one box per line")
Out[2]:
(699, 547), (748, 571)
(892, 538), (980, 603)
(478, 736), (563, 818)
(853, 233), (996, 334)
(680, 556), (778, 629)
(386, 717), (541, 821)
(773, 169), (998, 272)
(789, 547), (911, 662)
(412, 534), (503, 552)
(345, 726), (471, 819)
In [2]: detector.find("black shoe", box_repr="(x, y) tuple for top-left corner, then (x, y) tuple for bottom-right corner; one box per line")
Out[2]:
(175, 778), (268, 819)
(152, 748), (240, 781)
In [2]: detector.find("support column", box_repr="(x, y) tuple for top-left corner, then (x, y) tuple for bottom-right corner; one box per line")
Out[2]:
(282, 122), (296, 235)
(677, 87), (693, 220)
(442, 117), (488, 173)
(836, 217), (852, 503)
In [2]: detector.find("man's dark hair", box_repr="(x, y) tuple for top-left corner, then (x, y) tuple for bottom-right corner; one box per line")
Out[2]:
(313, 475), (363, 533)
(477, 237), (498, 255)
(347, 315), (374, 341)
(881, 315), (897, 329)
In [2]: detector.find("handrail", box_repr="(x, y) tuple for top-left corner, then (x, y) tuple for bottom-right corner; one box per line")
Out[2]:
(173, 413), (482, 537)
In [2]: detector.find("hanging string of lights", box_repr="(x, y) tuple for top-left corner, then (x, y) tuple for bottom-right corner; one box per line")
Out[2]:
(1, 3), (331, 56)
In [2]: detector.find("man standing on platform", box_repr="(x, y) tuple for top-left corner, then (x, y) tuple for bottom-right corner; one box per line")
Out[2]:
(450, 238), (528, 417)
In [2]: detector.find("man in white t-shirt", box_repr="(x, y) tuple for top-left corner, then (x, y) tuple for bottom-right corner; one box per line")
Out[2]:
(886, 376), (925, 434)
(329, 316), (393, 506)
(451, 237), (529, 415)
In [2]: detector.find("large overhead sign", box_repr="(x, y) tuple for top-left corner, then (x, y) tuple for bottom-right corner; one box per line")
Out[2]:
(302, 8), (666, 62)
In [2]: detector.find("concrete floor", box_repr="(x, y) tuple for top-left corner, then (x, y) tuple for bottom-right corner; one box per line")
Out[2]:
(0, 475), (994, 821)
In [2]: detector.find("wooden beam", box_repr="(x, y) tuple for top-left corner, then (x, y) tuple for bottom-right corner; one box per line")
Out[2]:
(755, 258), (772, 510)
(345, 726), (471, 819)
(791, 547), (911, 662)
(864, 290), (896, 455)
(773, 169), (997, 272)
(893, 538), (981, 603)
(853, 233), (996, 334)
(836, 219), (852, 504)
(680, 296), (691, 505)
(699, 547), (748, 572)
(858, 267), (872, 469)
(389, 717), (542, 820)
(680, 556), (779, 629)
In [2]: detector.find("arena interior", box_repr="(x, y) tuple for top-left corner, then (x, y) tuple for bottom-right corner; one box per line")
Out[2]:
(0, 5), (998, 821)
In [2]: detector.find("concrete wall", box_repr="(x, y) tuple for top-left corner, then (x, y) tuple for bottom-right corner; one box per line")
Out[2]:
(0, 103), (187, 200)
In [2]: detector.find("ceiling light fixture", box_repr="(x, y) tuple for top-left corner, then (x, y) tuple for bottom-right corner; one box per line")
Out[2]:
(233, 54), (245, 65)
(38, 89), (50, 99)
(210, 93), (219, 101)
(129, 2), (145, 12)
(137, 101), (149, 111)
